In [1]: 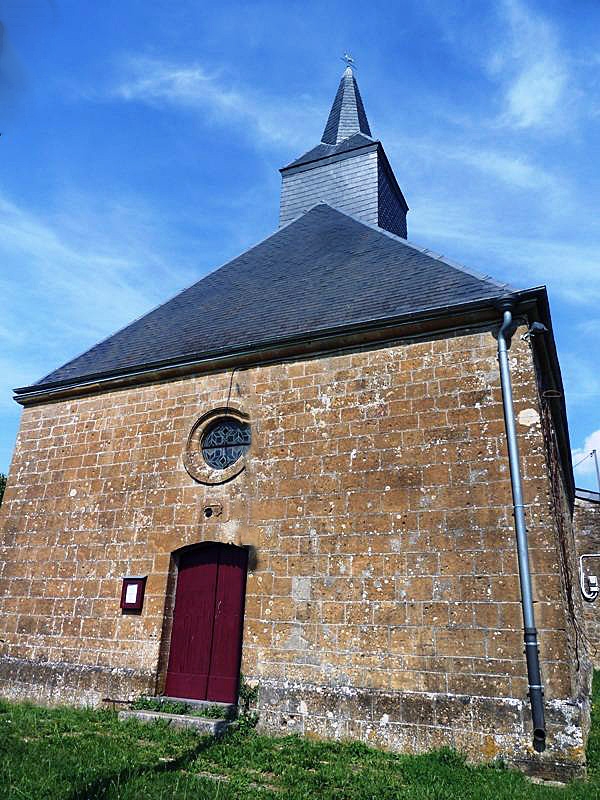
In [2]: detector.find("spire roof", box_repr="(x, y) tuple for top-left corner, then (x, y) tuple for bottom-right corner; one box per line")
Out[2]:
(280, 62), (408, 237)
(321, 65), (372, 144)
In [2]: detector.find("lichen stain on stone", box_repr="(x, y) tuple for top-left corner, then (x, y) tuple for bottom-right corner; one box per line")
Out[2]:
(481, 736), (501, 759)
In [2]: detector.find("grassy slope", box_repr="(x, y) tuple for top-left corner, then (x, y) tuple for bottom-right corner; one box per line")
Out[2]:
(0, 672), (598, 800)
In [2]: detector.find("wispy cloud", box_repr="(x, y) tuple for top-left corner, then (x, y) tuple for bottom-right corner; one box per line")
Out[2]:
(446, 146), (559, 194)
(107, 56), (322, 148)
(110, 53), (569, 208)
(0, 188), (198, 400)
(489, 0), (570, 131)
(408, 196), (600, 303)
(385, 133), (566, 201)
(572, 429), (600, 490)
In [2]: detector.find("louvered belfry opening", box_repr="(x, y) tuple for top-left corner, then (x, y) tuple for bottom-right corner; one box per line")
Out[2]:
(279, 65), (408, 238)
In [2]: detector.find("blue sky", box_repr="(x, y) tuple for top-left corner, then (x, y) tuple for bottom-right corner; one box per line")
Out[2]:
(0, 0), (599, 488)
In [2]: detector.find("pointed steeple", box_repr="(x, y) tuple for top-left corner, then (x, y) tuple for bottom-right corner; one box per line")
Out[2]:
(321, 65), (372, 145)
(280, 62), (409, 239)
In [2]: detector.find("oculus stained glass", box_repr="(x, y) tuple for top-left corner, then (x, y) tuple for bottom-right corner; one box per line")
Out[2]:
(201, 418), (251, 470)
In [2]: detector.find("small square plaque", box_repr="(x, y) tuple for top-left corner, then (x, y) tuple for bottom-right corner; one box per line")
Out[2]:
(120, 576), (147, 613)
(125, 583), (138, 604)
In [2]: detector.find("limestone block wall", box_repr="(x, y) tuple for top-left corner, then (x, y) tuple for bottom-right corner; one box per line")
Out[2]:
(574, 496), (600, 665)
(0, 324), (589, 776)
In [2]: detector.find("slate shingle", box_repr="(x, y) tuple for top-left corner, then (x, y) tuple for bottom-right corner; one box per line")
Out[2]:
(282, 133), (375, 171)
(321, 66), (372, 145)
(27, 204), (515, 392)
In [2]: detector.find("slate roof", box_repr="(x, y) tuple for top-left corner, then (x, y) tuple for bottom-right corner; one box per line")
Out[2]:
(321, 66), (372, 145)
(282, 132), (376, 171)
(24, 204), (516, 393)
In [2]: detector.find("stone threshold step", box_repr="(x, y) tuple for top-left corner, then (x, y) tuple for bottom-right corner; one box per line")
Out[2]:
(119, 709), (233, 737)
(157, 696), (236, 715)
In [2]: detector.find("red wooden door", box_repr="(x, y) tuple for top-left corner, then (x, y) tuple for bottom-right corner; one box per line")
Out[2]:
(165, 543), (248, 703)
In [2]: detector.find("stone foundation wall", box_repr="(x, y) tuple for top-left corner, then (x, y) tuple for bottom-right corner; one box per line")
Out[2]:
(0, 655), (154, 707)
(0, 324), (590, 775)
(256, 681), (587, 780)
(574, 495), (600, 666)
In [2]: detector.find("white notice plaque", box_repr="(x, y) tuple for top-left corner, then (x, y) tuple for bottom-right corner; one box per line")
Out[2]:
(125, 583), (138, 604)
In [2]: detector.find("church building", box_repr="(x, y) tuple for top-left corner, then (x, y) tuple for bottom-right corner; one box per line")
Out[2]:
(0, 64), (592, 778)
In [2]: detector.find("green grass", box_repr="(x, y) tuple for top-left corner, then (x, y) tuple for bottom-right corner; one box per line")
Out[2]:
(0, 673), (598, 800)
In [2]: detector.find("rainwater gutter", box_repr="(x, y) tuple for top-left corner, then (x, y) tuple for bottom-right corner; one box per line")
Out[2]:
(497, 302), (546, 753)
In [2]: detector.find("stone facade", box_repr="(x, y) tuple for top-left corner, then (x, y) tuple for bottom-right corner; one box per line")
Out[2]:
(574, 495), (600, 666)
(0, 323), (591, 777)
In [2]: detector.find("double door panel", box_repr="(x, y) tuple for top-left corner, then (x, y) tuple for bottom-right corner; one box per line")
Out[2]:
(165, 543), (247, 703)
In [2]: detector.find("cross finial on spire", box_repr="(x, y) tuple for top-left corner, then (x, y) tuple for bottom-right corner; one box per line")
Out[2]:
(341, 52), (355, 70)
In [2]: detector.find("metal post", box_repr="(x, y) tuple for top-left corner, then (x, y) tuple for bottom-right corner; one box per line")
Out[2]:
(497, 306), (546, 753)
(593, 450), (600, 495)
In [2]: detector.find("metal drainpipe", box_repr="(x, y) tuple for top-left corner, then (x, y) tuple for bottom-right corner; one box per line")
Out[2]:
(497, 304), (546, 753)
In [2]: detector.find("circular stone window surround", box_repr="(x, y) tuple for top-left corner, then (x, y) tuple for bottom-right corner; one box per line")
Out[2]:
(184, 406), (251, 485)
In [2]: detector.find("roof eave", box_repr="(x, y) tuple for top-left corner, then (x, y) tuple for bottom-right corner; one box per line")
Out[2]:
(512, 285), (575, 505)
(15, 293), (517, 406)
(280, 140), (379, 174)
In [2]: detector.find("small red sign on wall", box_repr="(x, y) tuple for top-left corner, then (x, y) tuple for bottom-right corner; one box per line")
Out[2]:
(120, 576), (147, 613)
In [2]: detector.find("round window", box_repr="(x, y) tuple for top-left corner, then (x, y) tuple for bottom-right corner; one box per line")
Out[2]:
(201, 417), (251, 470)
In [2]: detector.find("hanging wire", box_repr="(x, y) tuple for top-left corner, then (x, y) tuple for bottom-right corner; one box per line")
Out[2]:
(573, 452), (593, 469)
(225, 366), (238, 412)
